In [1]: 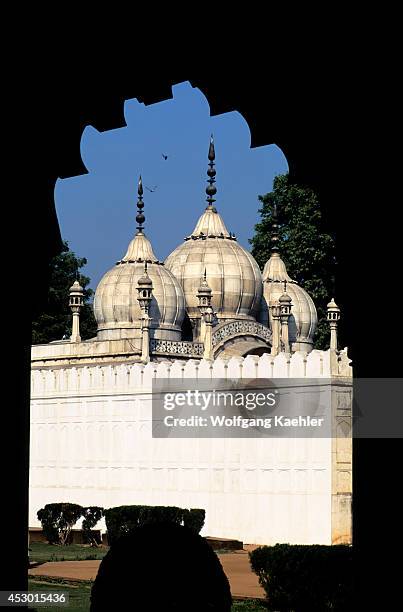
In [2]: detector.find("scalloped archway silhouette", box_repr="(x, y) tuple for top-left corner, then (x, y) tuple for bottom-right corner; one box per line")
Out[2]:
(7, 63), (381, 594)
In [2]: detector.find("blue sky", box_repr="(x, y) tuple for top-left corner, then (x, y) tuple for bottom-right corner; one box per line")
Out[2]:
(55, 81), (288, 292)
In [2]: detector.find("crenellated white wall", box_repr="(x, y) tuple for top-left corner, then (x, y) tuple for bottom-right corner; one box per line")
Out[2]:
(29, 350), (352, 545)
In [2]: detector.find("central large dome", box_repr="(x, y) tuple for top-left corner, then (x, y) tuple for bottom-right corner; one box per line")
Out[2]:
(165, 206), (262, 323)
(164, 137), (262, 335)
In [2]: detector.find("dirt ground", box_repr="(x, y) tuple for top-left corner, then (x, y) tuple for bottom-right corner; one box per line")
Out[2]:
(29, 549), (264, 599)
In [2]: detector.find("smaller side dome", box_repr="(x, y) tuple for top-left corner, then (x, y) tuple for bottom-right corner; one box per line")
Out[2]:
(260, 253), (317, 352)
(259, 202), (317, 352)
(94, 255), (185, 341)
(93, 176), (186, 342)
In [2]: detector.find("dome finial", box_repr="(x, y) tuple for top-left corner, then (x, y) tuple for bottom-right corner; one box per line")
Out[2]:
(271, 202), (280, 253)
(136, 175), (145, 233)
(206, 134), (217, 210)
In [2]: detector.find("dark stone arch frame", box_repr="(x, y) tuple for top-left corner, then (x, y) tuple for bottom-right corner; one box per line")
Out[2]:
(4, 63), (393, 599)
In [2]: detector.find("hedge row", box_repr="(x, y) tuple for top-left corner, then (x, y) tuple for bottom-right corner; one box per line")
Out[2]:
(249, 543), (352, 611)
(37, 503), (205, 546)
(104, 505), (205, 545)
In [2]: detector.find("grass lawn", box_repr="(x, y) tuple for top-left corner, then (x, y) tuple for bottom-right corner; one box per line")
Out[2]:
(28, 579), (267, 611)
(232, 600), (267, 611)
(29, 542), (236, 564)
(29, 542), (108, 563)
(28, 579), (92, 612)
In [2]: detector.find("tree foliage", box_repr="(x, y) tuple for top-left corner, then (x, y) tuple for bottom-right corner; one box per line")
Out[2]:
(249, 174), (337, 349)
(31, 241), (97, 344)
(37, 503), (84, 545)
(82, 506), (104, 547)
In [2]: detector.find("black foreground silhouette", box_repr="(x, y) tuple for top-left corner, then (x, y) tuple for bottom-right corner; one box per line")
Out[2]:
(90, 522), (233, 611)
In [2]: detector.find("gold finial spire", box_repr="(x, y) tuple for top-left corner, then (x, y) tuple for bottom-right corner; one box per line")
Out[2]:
(136, 175), (145, 233)
(206, 134), (217, 210)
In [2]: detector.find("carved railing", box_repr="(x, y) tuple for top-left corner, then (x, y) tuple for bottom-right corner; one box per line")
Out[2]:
(212, 320), (272, 348)
(150, 339), (204, 357)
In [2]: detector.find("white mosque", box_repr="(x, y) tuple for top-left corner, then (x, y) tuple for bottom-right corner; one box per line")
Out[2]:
(30, 137), (352, 545)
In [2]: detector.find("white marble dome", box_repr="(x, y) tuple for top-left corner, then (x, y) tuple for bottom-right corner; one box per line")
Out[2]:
(259, 252), (317, 352)
(164, 204), (263, 332)
(94, 232), (185, 341)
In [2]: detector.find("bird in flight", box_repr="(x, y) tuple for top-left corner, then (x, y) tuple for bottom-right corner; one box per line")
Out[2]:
(161, 153), (168, 160)
(145, 185), (158, 193)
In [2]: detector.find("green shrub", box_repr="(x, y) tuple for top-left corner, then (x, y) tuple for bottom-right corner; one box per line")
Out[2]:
(82, 506), (104, 546)
(183, 508), (206, 534)
(249, 543), (352, 611)
(139, 505), (183, 527)
(104, 505), (206, 545)
(103, 506), (141, 545)
(37, 503), (84, 545)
